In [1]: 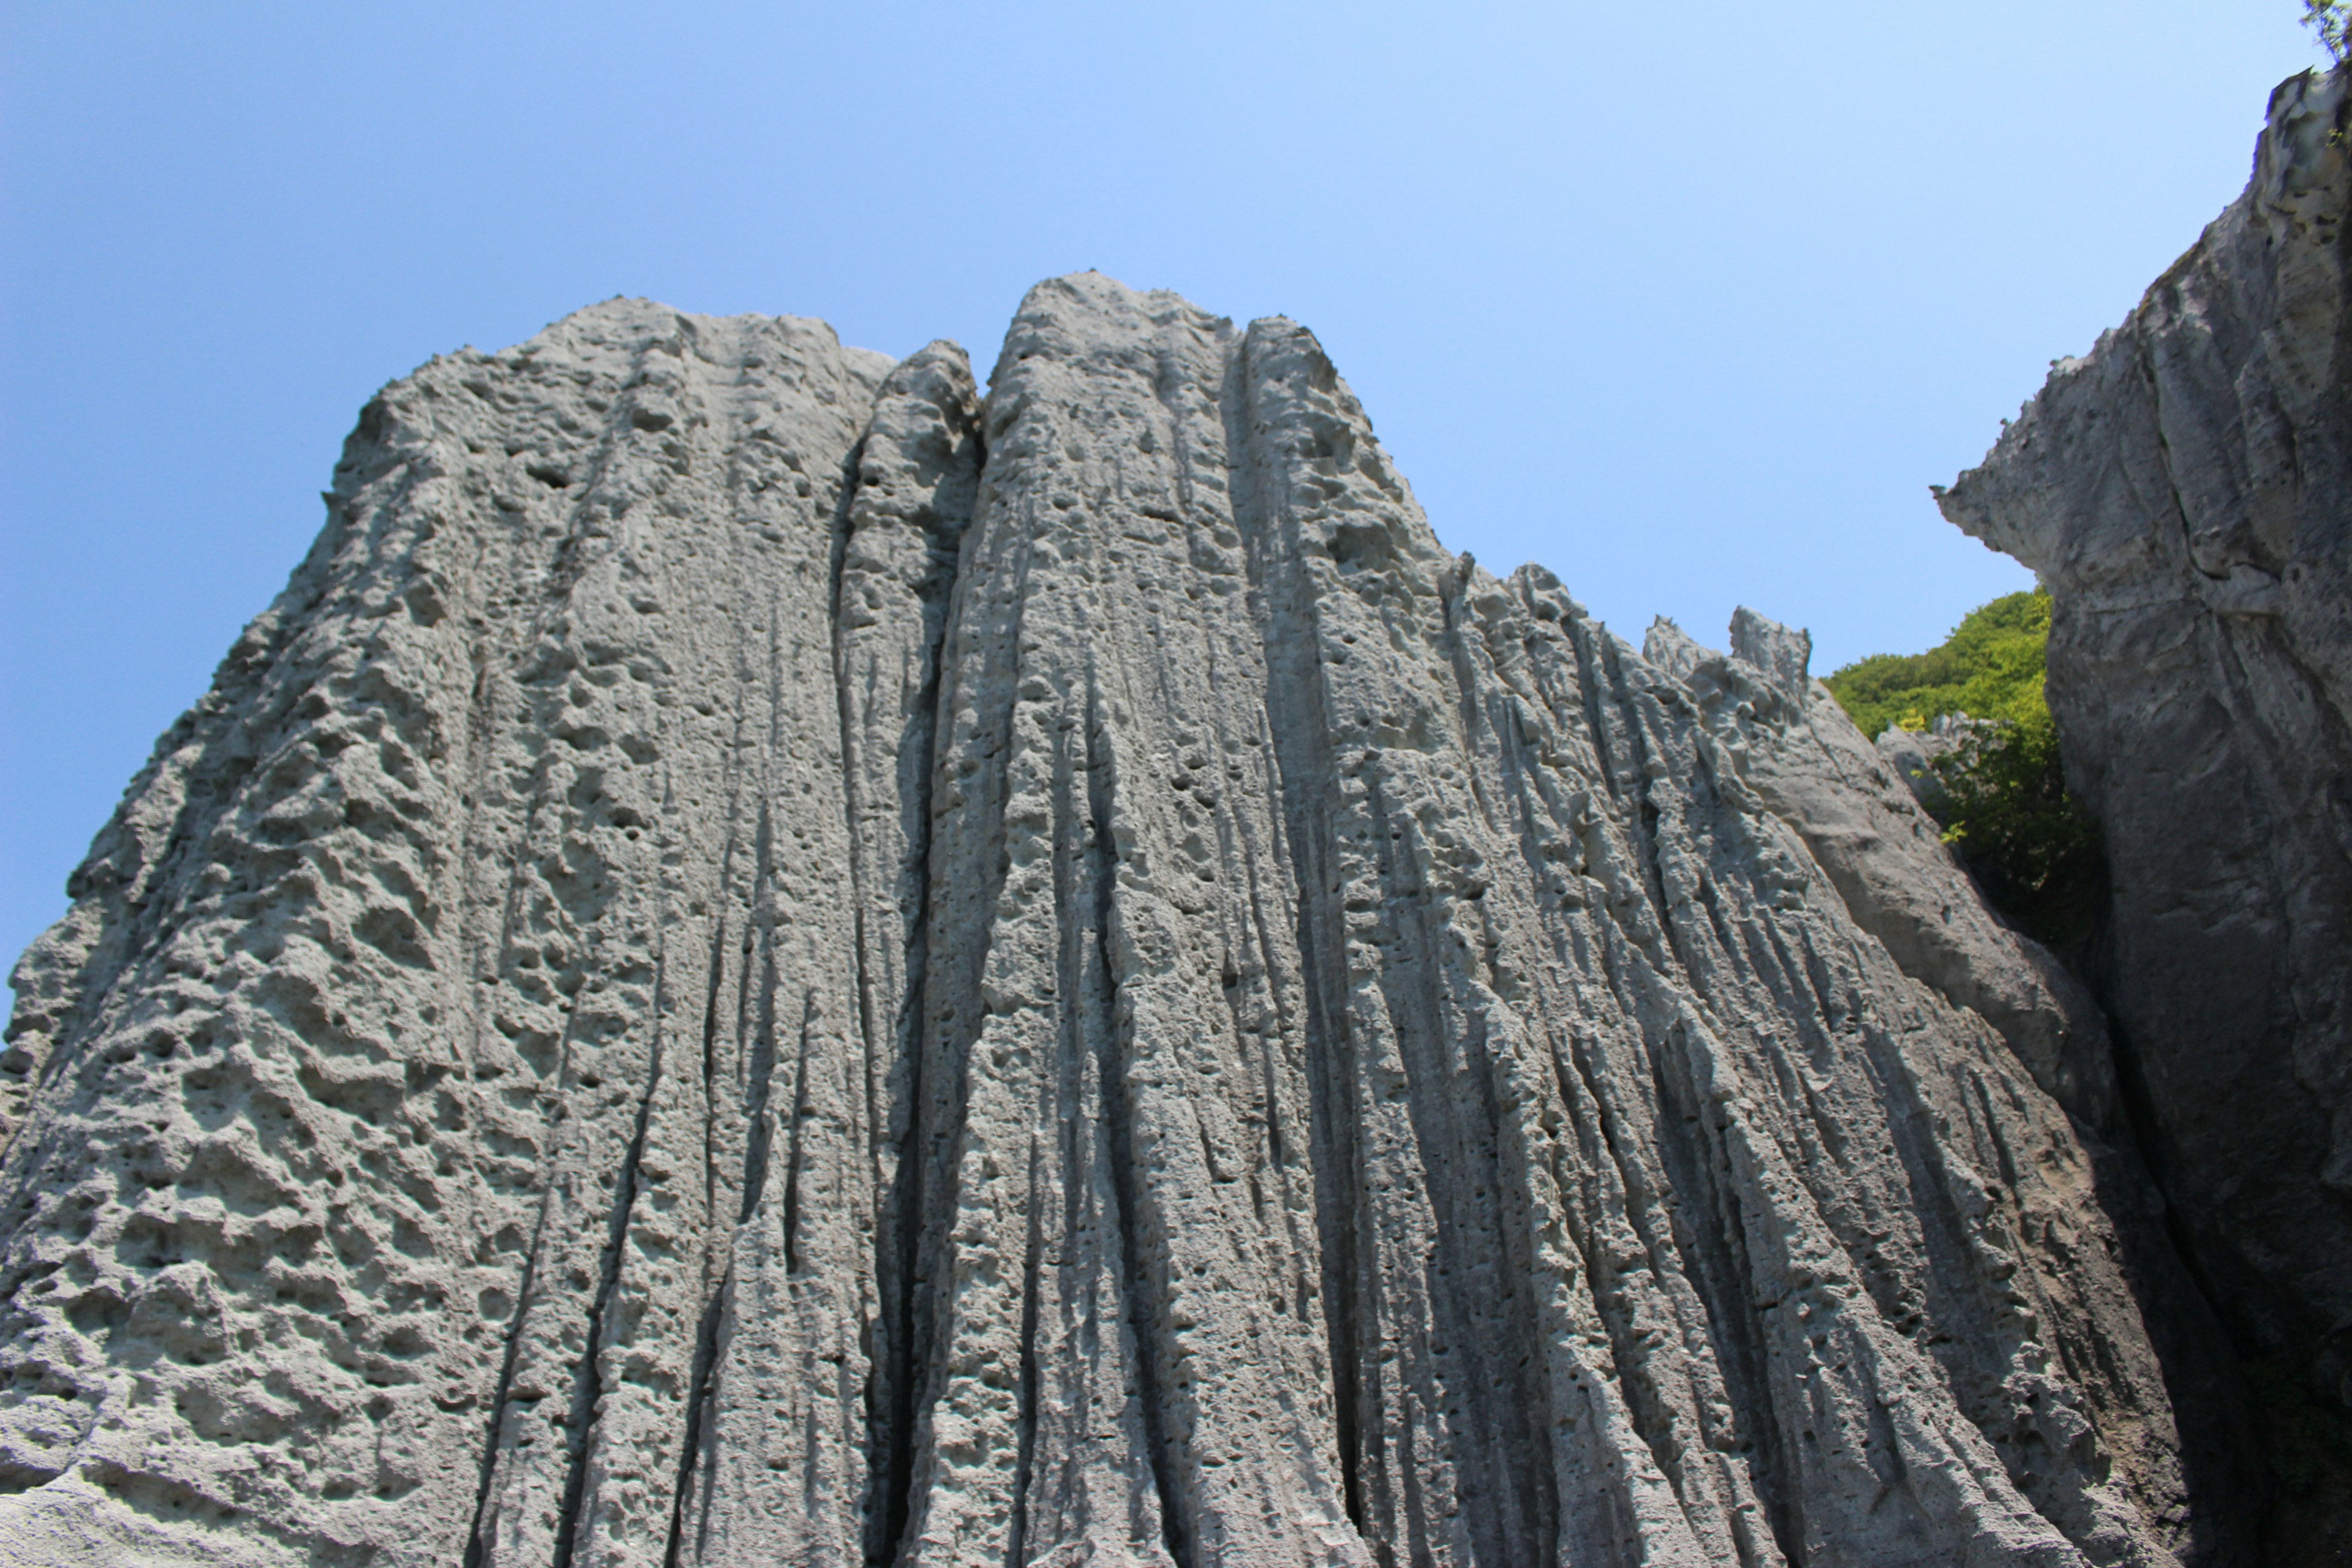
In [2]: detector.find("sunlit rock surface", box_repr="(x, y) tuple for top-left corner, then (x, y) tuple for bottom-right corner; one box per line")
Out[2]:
(1, 276), (2201, 1566)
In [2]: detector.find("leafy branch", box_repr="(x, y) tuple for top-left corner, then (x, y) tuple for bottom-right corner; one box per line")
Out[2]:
(1823, 589), (2101, 952)
(2309, 1), (2349, 64)
(1927, 711), (2105, 952)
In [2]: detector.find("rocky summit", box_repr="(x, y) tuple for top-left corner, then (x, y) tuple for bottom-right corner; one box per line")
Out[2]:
(4, 67), (2349, 1568)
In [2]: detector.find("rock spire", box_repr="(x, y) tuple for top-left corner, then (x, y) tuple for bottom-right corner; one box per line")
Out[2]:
(1, 276), (2200, 1566)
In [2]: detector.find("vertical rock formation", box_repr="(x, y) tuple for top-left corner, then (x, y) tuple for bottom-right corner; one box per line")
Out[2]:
(1940, 65), (2352, 1564)
(1, 274), (2211, 1565)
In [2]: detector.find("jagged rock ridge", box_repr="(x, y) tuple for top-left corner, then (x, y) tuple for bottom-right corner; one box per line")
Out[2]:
(1, 276), (2200, 1566)
(1940, 62), (2352, 1562)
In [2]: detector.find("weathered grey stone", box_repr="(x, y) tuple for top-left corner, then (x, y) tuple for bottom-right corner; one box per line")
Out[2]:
(1873, 715), (1982, 819)
(1939, 62), (2352, 1563)
(1645, 617), (2116, 1130)
(1, 275), (2204, 1566)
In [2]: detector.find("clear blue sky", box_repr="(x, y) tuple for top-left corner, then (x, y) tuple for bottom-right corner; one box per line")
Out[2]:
(0, 1), (2323, 964)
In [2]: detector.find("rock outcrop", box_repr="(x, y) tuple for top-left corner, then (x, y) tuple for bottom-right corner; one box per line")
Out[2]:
(1940, 64), (2352, 1563)
(1872, 715), (1981, 820)
(1, 276), (2210, 1567)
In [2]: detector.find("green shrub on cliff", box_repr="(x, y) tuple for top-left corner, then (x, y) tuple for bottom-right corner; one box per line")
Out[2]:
(1927, 709), (2103, 949)
(1821, 589), (2052, 740)
(1823, 589), (2101, 951)
(2308, 1), (2348, 64)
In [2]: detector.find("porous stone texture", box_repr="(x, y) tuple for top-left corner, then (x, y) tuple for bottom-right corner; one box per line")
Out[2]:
(1939, 64), (2352, 1563)
(2, 276), (2204, 1566)
(1647, 619), (2114, 1133)
(1872, 715), (1981, 820)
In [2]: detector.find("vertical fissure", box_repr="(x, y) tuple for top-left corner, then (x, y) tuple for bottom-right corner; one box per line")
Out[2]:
(867, 932), (930, 1565)
(465, 907), (605, 1568)
(1005, 1125), (1046, 1568)
(780, 994), (816, 1272)
(849, 389), (985, 1568)
(1016, 716), (1096, 1568)
(461, 1180), (557, 1568)
(1358, 769), (1559, 1564)
(1562, 1030), (1693, 1504)
(551, 956), (674, 1568)
(829, 434), (883, 1114)
(1577, 629), (1686, 978)
(662, 1275), (728, 1568)
(1220, 337), (1370, 1538)
(1083, 682), (1191, 1568)
(1643, 1039), (1796, 1562)
(881, 503), (1033, 1556)
(661, 908), (736, 1568)
(737, 913), (785, 1230)
(824, 431), (924, 1567)
(698, 902), (733, 1226)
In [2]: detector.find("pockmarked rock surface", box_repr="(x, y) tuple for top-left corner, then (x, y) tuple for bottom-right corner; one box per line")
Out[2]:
(1872, 716), (1978, 821)
(1, 276), (2208, 1566)
(1940, 63), (2352, 1560)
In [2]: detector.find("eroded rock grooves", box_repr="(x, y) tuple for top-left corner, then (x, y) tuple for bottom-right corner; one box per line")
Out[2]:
(2, 277), (2203, 1567)
(1940, 62), (2352, 1561)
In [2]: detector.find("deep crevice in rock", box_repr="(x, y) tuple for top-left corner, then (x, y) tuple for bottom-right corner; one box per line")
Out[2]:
(551, 961), (674, 1568)
(1223, 341), (1372, 1540)
(1085, 676), (1193, 1568)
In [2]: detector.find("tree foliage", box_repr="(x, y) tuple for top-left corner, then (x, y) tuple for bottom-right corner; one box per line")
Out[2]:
(1821, 588), (2052, 740)
(1823, 589), (2101, 951)
(2310, 1), (2349, 64)
(1924, 709), (2104, 949)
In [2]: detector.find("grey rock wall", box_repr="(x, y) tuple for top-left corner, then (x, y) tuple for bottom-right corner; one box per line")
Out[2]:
(1873, 715), (1980, 820)
(1, 275), (2202, 1566)
(1939, 64), (2352, 1564)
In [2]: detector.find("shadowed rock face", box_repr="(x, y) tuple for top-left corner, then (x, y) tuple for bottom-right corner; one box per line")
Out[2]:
(1940, 64), (2352, 1564)
(0, 276), (2202, 1567)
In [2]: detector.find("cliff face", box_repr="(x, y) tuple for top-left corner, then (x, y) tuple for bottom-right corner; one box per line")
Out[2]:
(1, 277), (2203, 1567)
(1940, 66), (2352, 1562)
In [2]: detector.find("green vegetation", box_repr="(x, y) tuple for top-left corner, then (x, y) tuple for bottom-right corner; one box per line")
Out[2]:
(1924, 711), (2104, 951)
(2309, 1), (2348, 64)
(1821, 589), (2052, 740)
(1823, 589), (2103, 952)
